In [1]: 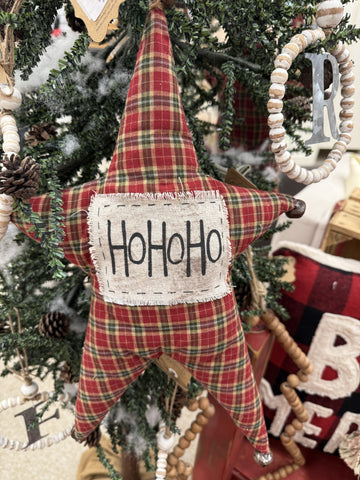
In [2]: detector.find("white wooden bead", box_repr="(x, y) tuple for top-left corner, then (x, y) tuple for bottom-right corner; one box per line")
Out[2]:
(333, 140), (347, 153)
(0, 115), (17, 131)
(340, 109), (353, 121)
(294, 168), (309, 183)
(341, 71), (355, 86)
(302, 30), (317, 46)
(21, 381), (39, 398)
(157, 431), (175, 452)
(291, 34), (307, 53)
(282, 43), (299, 60)
(157, 459), (167, 469)
(274, 53), (292, 70)
(336, 47), (350, 64)
(326, 157), (337, 170)
(341, 85), (355, 98)
(319, 168), (330, 181)
(1, 437), (9, 448)
(1, 125), (19, 135)
(275, 150), (291, 165)
(267, 98), (283, 113)
(0, 197), (12, 215)
(340, 60), (354, 75)
(3, 132), (20, 143)
(2, 140), (20, 153)
(316, 1), (344, 29)
(312, 169), (322, 183)
(269, 126), (285, 142)
(328, 148), (343, 162)
(269, 83), (285, 99)
(278, 157), (293, 171)
(271, 139), (287, 154)
(268, 113), (284, 129)
(340, 132), (352, 144)
(331, 42), (345, 57)
(0, 213), (12, 222)
(271, 68), (288, 84)
(324, 158), (336, 172)
(340, 120), (353, 132)
(314, 28), (326, 41)
(286, 163), (302, 179)
(303, 170), (314, 185)
(0, 84), (22, 110)
(340, 97), (355, 110)
(280, 158), (295, 173)
(156, 469), (167, 476)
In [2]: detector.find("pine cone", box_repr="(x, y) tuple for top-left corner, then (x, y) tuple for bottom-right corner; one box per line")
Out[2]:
(71, 426), (102, 446)
(0, 154), (40, 200)
(78, 425), (101, 447)
(162, 0), (177, 8)
(25, 122), (57, 147)
(60, 361), (75, 383)
(39, 312), (70, 339)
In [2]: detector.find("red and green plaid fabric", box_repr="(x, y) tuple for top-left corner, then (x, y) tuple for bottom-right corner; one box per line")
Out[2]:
(11, 8), (296, 454)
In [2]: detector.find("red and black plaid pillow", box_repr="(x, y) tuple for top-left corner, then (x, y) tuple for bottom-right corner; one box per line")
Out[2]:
(261, 241), (360, 454)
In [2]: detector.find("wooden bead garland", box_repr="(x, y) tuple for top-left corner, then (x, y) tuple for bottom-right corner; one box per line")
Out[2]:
(268, 0), (355, 185)
(0, 388), (73, 451)
(0, 84), (22, 111)
(0, 94), (23, 240)
(0, 193), (13, 240)
(166, 397), (215, 479)
(256, 309), (314, 479)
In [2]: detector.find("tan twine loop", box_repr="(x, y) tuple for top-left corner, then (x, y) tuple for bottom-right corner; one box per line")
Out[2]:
(244, 246), (267, 312)
(150, 0), (163, 10)
(0, 0), (24, 86)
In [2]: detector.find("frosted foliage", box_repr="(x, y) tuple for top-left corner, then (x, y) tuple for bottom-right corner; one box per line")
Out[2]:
(50, 296), (75, 316)
(211, 147), (281, 182)
(127, 430), (148, 458)
(263, 165), (279, 182)
(49, 296), (87, 334)
(105, 403), (138, 427)
(212, 148), (269, 169)
(62, 134), (80, 156)
(15, 30), (80, 93)
(145, 404), (162, 428)
(0, 223), (23, 268)
(97, 70), (132, 99)
(73, 53), (105, 98)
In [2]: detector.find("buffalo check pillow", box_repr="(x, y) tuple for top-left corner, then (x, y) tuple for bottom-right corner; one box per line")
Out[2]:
(261, 241), (360, 455)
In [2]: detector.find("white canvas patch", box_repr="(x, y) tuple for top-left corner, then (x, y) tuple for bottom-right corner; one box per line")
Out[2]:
(88, 191), (231, 306)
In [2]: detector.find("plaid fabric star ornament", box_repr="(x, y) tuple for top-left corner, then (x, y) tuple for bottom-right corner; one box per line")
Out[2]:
(11, 5), (301, 456)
